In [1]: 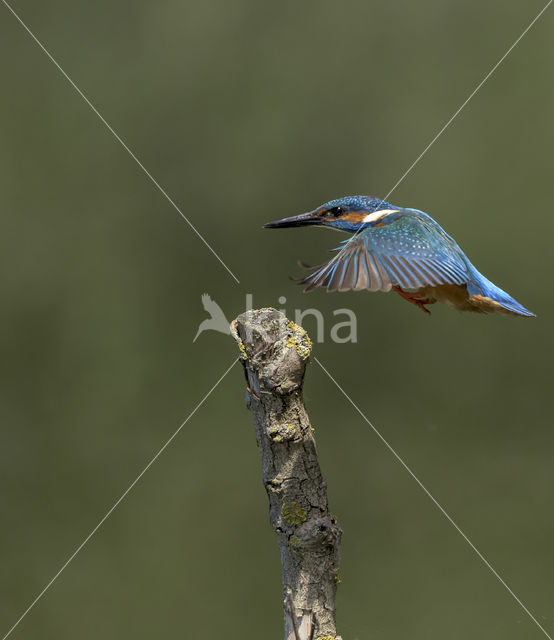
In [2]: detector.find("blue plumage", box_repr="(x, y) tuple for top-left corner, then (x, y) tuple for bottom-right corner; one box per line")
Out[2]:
(264, 195), (535, 317)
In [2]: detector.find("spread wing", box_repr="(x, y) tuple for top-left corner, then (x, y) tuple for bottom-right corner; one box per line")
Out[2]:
(300, 210), (470, 292)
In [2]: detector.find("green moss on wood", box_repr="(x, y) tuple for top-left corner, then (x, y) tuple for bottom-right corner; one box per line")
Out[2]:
(268, 423), (296, 443)
(281, 502), (307, 527)
(236, 338), (248, 360)
(285, 321), (312, 359)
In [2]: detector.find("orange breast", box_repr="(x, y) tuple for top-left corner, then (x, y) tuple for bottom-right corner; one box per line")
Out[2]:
(420, 284), (519, 315)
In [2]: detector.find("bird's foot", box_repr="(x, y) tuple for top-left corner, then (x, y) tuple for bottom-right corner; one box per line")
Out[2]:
(393, 286), (436, 315)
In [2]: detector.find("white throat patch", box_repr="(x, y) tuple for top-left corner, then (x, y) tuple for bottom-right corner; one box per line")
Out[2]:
(362, 209), (398, 224)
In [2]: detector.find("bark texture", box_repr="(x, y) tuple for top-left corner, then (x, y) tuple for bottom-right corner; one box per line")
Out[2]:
(231, 309), (342, 640)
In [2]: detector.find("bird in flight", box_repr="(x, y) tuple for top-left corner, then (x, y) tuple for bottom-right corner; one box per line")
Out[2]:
(264, 195), (534, 317)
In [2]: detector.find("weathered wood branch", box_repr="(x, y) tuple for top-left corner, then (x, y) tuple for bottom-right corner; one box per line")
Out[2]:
(231, 309), (342, 640)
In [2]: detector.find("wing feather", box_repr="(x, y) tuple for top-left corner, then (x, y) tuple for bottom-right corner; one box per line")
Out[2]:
(366, 254), (384, 291)
(354, 254), (369, 290)
(418, 260), (442, 284)
(379, 255), (404, 287)
(300, 209), (470, 293)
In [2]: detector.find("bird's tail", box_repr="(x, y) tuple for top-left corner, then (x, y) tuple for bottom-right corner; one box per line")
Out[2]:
(467, 270), (535, 317)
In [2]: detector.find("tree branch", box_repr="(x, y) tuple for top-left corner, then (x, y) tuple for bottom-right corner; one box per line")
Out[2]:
(231, 308), (342, 640)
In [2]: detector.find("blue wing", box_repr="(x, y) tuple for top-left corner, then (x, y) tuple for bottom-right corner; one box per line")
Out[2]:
(301, 210), (470, 292)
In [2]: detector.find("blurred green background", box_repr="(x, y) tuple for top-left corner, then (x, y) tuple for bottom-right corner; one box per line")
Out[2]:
(1, 1), (552, 638)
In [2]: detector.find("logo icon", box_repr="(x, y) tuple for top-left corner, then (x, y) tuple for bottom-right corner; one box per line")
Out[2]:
(193, 293), (231, 342)
(193, 292), (357, 343)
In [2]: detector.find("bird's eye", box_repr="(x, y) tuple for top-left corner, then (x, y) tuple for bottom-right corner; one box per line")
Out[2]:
(329, 206), (344, 217)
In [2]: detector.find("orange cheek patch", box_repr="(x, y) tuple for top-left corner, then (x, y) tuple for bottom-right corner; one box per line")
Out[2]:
(341, 211), (368, 223)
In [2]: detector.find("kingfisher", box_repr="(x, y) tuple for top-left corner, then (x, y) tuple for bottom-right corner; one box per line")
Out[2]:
(264, 195), (534, 317)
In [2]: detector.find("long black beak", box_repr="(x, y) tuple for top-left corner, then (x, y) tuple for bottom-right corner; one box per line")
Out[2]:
(264, 210), (320, 229)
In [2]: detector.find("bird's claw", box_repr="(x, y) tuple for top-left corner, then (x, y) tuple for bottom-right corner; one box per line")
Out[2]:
(393, 286), (436, 315)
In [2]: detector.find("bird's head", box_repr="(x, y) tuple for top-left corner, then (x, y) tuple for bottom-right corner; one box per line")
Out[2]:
(264, 195), (396, 233)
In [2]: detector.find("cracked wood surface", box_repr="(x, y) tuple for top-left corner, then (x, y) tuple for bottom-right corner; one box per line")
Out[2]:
(231, 309), (342, 640)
